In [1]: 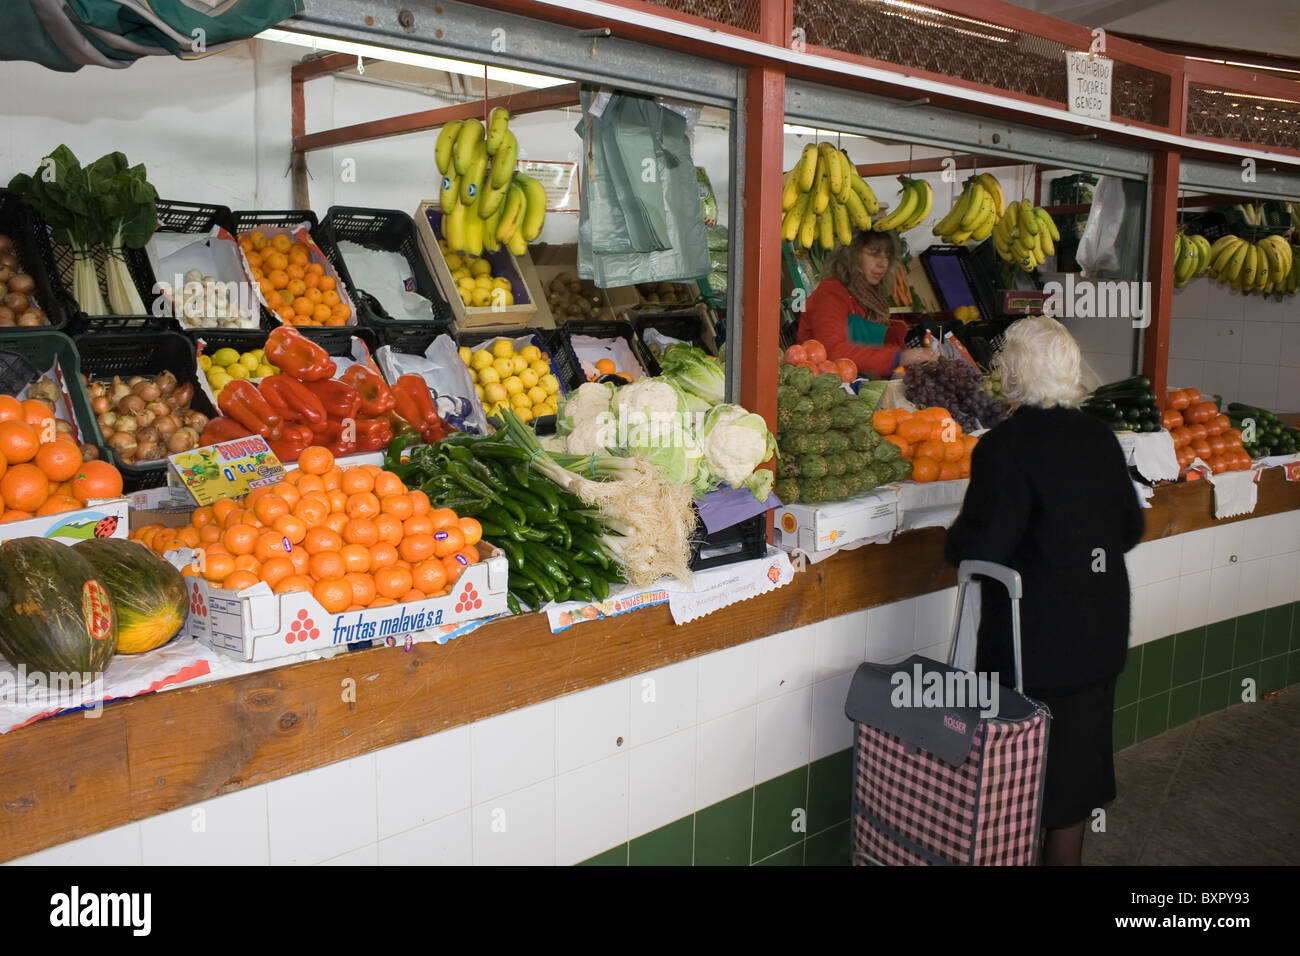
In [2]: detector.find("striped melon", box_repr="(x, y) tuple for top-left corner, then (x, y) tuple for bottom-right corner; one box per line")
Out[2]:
(73, 539), (187, 654)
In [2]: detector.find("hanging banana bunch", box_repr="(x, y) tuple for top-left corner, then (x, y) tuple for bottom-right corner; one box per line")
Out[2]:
(870, 176), (933, 234)
(781, 143), (879, 251)
(1172, 231), (1212, 289)
(434, 107), (546, 257)
(1205, 233), (1295, 295)
(991, 199), (1060, 273)
(932, 173), (1004, 245)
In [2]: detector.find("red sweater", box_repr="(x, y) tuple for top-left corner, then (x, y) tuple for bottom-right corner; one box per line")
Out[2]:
(796, 277), (907, 379)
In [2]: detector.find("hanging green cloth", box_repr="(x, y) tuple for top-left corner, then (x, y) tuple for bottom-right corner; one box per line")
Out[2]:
(1, 0), (301, 72)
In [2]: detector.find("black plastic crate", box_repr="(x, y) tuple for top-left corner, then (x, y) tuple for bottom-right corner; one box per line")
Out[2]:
(228, 208), (369, 344)
(0, 329), (102, 455)
(457, 327), (580, 396)
(0, 188), (74, 331)
(73, 330), (217, 491)
(194, 325), (376, 363)
(689, 508), (767, 571)
(561, 319), (656, 388)
(320, 206), (455, 348)
(632, 309), (713, 375)
(154, 198), (232, 235)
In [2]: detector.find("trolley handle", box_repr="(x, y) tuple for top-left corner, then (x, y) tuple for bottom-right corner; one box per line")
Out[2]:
(946, 560), (1025, 694)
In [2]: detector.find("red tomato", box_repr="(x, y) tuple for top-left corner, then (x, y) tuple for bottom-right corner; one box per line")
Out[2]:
(819, 360), (840, 376)
(835, 357), (858, 383)
(804, 339), (828, 366)
(784, 344), (807, 366)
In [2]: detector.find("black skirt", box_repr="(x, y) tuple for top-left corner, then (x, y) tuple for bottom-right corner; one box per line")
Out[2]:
(1031, 680), (1118, 829)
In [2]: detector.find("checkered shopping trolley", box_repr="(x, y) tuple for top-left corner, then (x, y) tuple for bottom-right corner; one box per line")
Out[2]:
(844, 561), (1051, 866)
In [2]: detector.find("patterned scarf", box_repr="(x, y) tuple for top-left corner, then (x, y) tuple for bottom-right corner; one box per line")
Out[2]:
(846, 268), (893, 326)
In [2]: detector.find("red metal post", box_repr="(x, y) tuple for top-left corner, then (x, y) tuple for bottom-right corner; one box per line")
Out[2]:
(1144, 151), (1180, 401)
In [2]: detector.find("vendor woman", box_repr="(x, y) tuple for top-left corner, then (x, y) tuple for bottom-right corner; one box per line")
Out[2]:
(797, 230), (934, 377)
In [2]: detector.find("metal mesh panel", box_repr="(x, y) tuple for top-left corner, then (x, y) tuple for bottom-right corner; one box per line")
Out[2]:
(638, 0), (761, 34)
(1187, 84), (1300, 150)
(793, 0), (1166, 125)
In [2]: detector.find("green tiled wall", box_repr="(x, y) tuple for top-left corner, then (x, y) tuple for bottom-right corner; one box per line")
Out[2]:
(1112, 600), (1300, 750)
(582, 600), (1300, 866)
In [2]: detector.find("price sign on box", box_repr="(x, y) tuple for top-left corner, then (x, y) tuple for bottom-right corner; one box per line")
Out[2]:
(1066, 52), (1113, 120)
(169, 436), (286, 506)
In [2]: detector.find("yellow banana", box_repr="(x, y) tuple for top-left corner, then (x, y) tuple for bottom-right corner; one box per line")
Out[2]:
(933, 188), (971, 238)
(818, 208), (835, 250)
(444, 197), (467, 251)
(506, 225), (528, 257)
(820, 144), (844, 200)
(463, 196), (484, 257)
(834, 151), (853, 203)
(496, 183), (525, 242)
(784, 193), (809, 241)
(1211, 236), (1244, 274)
(849, 170), (878, 214)
(435, 121), (463, 176)
(490, 131), (518, 189)
(454, 119), (485, 176)
(975, 173), (1005, 217)
(843, 189), (871, 230)
(958, 183), (986, 230)
(485, 107), (510, 156)
(970, 200), (997, 242)
(1033, 206), (1060, 242)
(798, 198), (818, 248)
(831, 199), (852, 246)
(1018, 199), (1039, 237)
(782, 172), (800, 212)
(439, 169), (460, 209)
(873, 179), (917, 232)
(796, 144), (818, 193)
(516, 173), (549, 242)
(811, 153), (830, 215)
(903, 179), (932, 230)
(459, 142), (487, 206)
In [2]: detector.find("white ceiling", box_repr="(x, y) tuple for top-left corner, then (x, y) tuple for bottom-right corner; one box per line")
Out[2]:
(1009, 0), (1300, 59)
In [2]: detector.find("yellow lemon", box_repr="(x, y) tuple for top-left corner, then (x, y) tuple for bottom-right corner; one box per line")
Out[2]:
(254, 364), (276, 378)
(484, 383), (508, 404)
(540, 373), (560, 395)
(471, 287), (492, 307)
(198, 354), (213, 371)
(240, 353), (260, 372)
(527, 385), (548, 405)
(471, 350), (494, 371)
(207, 369), (232, 391)
(452, 268), (471, 283)
(458, 288), (473, 306)
(519, 368), (539, 389)
(503, 375), (524, 396)
(498, 290), (514, 306)
(492, 357), (514, 379)
(510, 354), (528, 375)
(457, 276), (476, 293)
(543, 396), (559, 415)
(491, 339), (514, 359)
(473, 276), (493, 291)
(470, 259), (492, 278)
(514, 404), (533, 423)
(226, 362), (250, 380)
(511, 389), (532, 408)
(474, 384), (484, 400)
(520, 345), (542, 362)
(212, 347), (240, 368)
(458, 346), (472, 366)
(250, 349), (265, 361)
(477, 366), (500, 386)
(529, 359), (551, 378)
(445, 253), (464, 272)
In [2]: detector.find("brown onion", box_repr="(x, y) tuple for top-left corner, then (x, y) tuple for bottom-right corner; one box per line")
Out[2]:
(170, 382), (194, 407)
(117, 394), (145, 415)
(114, 416), (138, 434)
(97, 411), (117, 430)
(17, 309), (45, 327)
(3, 292), (27, 312)
(155, 370), (178, 395)
(54, 419), (74, 435)
(108, 432), (138, 457)
(180, 409), (209, 430)
(80, 444), (99, 462)
(91, 395), (111, 414)
(167, 427), (199, 453)
(146, 400), (171, 419)
(133, 380), (161, 402)
(8, 274), (35, 296)
(153, 414), (180, 437)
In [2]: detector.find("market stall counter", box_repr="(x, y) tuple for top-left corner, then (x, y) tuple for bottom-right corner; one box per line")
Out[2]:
(1, 469), (1297, 864)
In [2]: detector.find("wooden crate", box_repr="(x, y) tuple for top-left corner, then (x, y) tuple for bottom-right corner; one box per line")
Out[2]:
(413, 200), (541, 331)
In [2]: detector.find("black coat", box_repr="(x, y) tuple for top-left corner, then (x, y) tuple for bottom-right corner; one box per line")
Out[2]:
(944, 405), (1145, 694)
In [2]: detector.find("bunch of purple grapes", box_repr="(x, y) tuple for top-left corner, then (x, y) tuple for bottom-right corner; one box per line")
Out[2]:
(904, 359), (1008, 432)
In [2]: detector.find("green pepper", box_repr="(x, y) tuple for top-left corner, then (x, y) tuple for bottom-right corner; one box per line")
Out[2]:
(505, 592), (522, 615)
(517, 563), (556, 602)
(473, 442), (532, 461)
(516, 525), (548, 542)
(464, 456), (509, 493)
(525, 475), (561, 513)
(509, 462), (533, 489)
(499, 496), (526, 525)
(385, 431), (421, 472)
(446, 462), (500, 502)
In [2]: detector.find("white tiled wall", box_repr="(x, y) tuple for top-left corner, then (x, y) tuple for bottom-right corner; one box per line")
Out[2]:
(1170, 281), (1300, 412)
(12, 512), (1300, 866)
(1059, 314), (1137, 387)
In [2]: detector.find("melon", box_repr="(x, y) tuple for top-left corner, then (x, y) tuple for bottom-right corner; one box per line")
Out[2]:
(73, 539), (188, 654)
(0, 537), (118, 675)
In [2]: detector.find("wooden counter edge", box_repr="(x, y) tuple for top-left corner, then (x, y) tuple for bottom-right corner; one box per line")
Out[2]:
(1, 471), (1297, 862)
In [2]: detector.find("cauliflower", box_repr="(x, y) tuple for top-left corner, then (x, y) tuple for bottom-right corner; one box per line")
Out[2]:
(557, 381), (616, 455)
(698, 404), (778, 498)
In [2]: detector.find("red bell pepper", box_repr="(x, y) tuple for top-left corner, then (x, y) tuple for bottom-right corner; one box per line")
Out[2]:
(313, 420), (357, 458)
(259, 374), (327, 430)
(392, 374), (452, 444)
(265, 326), (336, 382)
(339, 364), (395, 417)
(302, 378), (361, 421)
(199, 417), (253, 447)
(353, 416), (393, 453)
(269, 423), (314, 463)
(218, 380), (283, 440)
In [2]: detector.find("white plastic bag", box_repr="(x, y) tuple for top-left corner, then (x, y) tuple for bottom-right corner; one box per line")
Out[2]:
(374, 335), (487, 434)
(1076, 175), (1125, 278)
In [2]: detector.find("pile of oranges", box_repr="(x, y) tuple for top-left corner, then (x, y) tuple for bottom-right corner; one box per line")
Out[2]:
(0, 395), (123, 521)
(239, 230), (352, 328)
(872, 406), (978, 483)
(131, 446), (482, 615)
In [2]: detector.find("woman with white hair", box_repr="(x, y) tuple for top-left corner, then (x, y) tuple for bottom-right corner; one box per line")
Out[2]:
(944, 315), (1144, 866)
